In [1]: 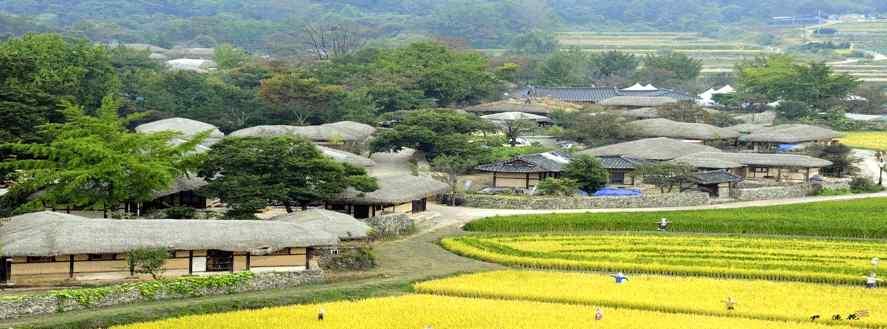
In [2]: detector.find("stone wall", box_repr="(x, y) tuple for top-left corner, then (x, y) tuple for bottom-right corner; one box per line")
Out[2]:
(731, 180), (852, 202)
(0, 271), (323, 320)
(359, 213), (415, 238)
(313, 245), (376, 271)
(462, 192), (711, 210)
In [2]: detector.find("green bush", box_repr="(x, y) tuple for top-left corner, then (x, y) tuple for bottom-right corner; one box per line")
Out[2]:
(463, 197), (887, 239)
(815, 187), (851, 196)
(535, 178), (579, 196)
(850, 177), (884, 194)
(165, 207), (197, 219)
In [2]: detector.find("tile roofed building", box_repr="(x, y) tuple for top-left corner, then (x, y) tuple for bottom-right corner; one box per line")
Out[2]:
(475, 152), (572, 189)
(579, 137), (723, 161)
(688, 170), (743, 185)
(672, 152), (833, 182)
(627, 118), (741, 141)
(598, 156), (652, 185)
(513, 86), (694, 105)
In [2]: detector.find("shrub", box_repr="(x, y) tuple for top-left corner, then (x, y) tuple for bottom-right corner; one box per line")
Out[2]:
(165, 207), (196, 219)
(561, 155), (608, 193)
(850, 177), (884, 193)
(535, 178), (579, 196)
(127, 248), (169, 279)
(815, 187), (851, 196)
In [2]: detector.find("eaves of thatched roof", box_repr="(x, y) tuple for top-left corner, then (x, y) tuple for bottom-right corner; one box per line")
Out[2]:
(272, 209), (371, 240)
(579, 137), (723, 161)
(0, 212), (337, 257)
(673, 152), (833, 169)
(628, 118), (740, 141)
(464, 99), (581, 114)
(599, 96), (679, 107)
(229, 121), (376, 142)
(738, 124), (840, 144)
(333, 175), (448, 205)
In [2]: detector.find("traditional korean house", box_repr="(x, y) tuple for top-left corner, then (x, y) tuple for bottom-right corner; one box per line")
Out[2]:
(672, 152), (833, 182)
(272, 209), (372, 241)
(0, 212), (337, 286)
(579, 137), (723, 161)
(626, 118), (740, 145)
(475, 152), (572, 189)
(598, 156), (651, 185)
(326, 175), (449, 219)
(736, 124), (840, 152)
(229, 121), (376, 151)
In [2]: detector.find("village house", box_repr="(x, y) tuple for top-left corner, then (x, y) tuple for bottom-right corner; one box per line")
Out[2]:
(230, 121), (377, 151)
(598, 156), (651, 185)
(326, 175), (449, 219)
(511, 85), (694, 106)
(463, 98), (581, 116)
(672, 152), (834, 182)
(732, 124), (840, 152)
(0, 212), (337, 286)
(475, 152), (572, 189)
(272, 209), (372, 241)
(579, 137), (724, 161)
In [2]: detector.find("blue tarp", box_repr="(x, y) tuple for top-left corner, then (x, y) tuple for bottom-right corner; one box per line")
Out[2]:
(777, 144), (800, 152)
(593, 187), (642, 197)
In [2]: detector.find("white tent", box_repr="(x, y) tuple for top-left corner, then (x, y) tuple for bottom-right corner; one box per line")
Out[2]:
(715, 85), (735, 94)
(642, 84), (658, 91)
(622, 83), (646, 91)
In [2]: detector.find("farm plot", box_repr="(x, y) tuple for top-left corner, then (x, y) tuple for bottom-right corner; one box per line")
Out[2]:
(417, 270), (887, 327)
(113, 294), (862, 329)
(841, 132), (887, 151)
(463, 197), (887, 239)
(442, 234), (886, 285)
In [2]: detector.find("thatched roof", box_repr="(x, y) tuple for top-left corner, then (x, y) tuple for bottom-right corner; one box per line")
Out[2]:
(316, 146), (375, 167)
(579, 137), (723, 161)
(333, 175), (449, 205)
(463, 99), (581, 115)
(689, 171), (743, 185)
(135, 118), (224, 151)
(673, 152), (833, 169)
(734, 111), (776, 124)
(153, 175), (209, 198)
(272, 209), (371, 240)
(480, 112), (552, 122)
(166, 59), (217, 73)
(0, 212), (337, 257)
(738, 124), (840, 144)
(727, 123), (770, 134)
(628, 119), (740, 141)
(229, 121), (376, 142)
(599, 96), (679, 107)
(619, 107), (660, 119)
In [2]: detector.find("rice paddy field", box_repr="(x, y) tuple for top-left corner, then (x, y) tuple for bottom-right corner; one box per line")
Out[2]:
(840, 131), (887, 151)
(417, 270), (887, 327)
(442, 234), (886, 285)
(112, 294), (865, 329)
(553, 32), (774, 76)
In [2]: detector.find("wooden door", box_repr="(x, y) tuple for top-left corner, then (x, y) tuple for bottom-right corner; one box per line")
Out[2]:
(0, 257), (9, 283)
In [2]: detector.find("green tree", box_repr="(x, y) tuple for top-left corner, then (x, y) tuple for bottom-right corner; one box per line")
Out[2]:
(591, 51), (639, 81)
(259, 71), (347, 124)
(562, 155), (609, 193)
(431, 155), (479, 206)
(127, 248), (169, 280)
(736, 55), (860, 110)
(806, 143), (859, 178)
(637, 52), (702, 86)
(634, 162), (695, 193)
(214, 43), (250, 70)
(198, 136), (377, 218)
(537, 48), (591, 86)
(508, 30), (560, 55)
(1, 96), (206, 217)
(775, 101), (814, 120)
(370, 109), (494, 160)
(536, 177), (580, 196)
(556, 110), (630, 147)
(0, 33), (119, 143)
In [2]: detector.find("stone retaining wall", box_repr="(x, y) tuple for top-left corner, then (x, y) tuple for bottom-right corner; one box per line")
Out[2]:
(0, 271), (323, 320)
(731, 180), (852, 201)
(462, 192), (711, 210)
(360, 213), (415, 238)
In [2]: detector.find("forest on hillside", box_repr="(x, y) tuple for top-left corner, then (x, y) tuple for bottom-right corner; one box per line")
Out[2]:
(1, 0), (885, 52)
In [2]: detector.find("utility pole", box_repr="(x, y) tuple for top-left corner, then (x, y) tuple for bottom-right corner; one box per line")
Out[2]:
(877, 151), (886, 186)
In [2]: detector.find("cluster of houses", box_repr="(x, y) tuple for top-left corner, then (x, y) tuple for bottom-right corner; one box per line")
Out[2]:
(0, 82), (847, 287)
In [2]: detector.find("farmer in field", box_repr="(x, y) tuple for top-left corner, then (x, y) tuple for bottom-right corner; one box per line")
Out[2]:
(657, 218), (670, 231)
(865, 273), (880, 289)
(611, 272), (629, 284)
(723, 297), (737, 311)
(318, 308), (325, 321)
(595, 307), (604, 320)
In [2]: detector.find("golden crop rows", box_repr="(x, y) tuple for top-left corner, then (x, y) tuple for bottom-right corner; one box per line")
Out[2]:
(113, 294), (862, 329)
(840, 132), (887, 151)
(417, 270), (887, 327)
(442, 234), (887, 285)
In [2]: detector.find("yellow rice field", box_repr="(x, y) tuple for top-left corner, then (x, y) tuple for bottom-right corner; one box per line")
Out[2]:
(113, 294), (862, 329)
(417, 270), (887, 327)
(841, 132), (887, 151)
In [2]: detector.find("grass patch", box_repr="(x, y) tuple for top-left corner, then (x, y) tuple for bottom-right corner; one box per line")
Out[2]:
(464, 197), (887, 239)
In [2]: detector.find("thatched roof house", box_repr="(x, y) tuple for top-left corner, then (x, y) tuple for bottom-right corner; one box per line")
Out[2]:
(273, 209), (372, 241)
(230, 121), (376, 144)
(329, 175), (448, 218)
(475, 152), (571, 189)
(579, 137), (723, 161)
(464, 99), (581, 115)
(135, 117), (224, 151)
(738, 124), (840, 144)
(627, 118), (740, 142)
(316, 146), (375, 168)
(0, 212), (336, 257)
(726, 123), (770, 134)
(619, 107), (661, 119)
(672, 152), (833, 169)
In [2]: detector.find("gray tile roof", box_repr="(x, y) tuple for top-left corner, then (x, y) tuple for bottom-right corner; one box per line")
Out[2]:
(598, 156), (651, 170)
(689, 171), (743, 185)
(476, 152), (573, 173)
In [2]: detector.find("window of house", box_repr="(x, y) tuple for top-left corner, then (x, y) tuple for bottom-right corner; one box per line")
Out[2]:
(26, 256), (55, 263)
(752, 167), (769, 174)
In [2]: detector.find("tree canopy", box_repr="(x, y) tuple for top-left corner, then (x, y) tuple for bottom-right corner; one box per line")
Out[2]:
(736, 55), (861, 110)
(371, 109), (495, 160)
(198, 136), (377, 219)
